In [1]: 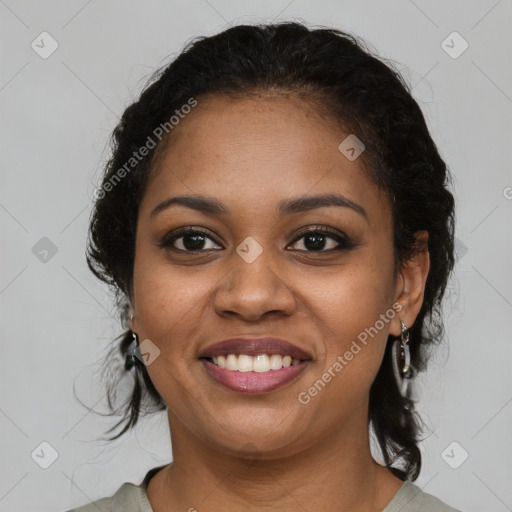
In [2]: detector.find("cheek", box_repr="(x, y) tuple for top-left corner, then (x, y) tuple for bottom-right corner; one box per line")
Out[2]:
(132, 257), (211, 414)
(310, 255), (394, 336)
(304, 250), (395, 378)
(132, 254), (208, 358)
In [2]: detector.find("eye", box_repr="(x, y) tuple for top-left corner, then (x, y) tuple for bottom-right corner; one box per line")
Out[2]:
(287, 226), (354, 252)
(159, 225), (355, 253)
(159, 227), (222, 252)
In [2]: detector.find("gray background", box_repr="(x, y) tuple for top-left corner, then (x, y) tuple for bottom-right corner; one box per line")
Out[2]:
(1, 1), (511, 511)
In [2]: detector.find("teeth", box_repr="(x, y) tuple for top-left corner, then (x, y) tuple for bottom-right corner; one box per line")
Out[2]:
(253, 354), (270, 373)
(209, 354), (303, 372)
(226, 354), (238, 371)
(269, 354), (283, 370)
(237, 354), (253, 372)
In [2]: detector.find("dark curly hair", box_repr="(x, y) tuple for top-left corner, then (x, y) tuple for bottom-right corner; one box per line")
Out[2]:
(86, 21), (455, 482)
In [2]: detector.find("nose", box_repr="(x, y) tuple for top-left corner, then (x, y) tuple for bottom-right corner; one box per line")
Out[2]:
(213, 246), (297, 322)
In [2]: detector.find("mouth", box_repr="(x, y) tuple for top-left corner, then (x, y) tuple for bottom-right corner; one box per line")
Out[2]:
(199, 337), (312, 394)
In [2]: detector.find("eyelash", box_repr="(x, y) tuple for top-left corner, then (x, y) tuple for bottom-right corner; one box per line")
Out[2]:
(158, 225), (355, 253)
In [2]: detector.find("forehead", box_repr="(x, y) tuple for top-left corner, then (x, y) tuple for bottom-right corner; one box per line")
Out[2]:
(141, 95), (390, 222)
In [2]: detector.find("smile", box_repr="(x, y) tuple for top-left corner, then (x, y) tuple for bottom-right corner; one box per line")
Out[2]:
(208, 353), (301, 372)
(198, 336), (312, 393)
(201, 358), (310, 393)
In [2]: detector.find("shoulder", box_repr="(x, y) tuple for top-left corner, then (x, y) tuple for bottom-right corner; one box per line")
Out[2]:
(384, 480), (462, 512)
(63, 464), (166, 512)
(63, 482), (150, 512)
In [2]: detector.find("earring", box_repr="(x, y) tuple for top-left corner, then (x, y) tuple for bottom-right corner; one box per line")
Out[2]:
(125, 331), (139, 371)
(391, 320), (413, 396)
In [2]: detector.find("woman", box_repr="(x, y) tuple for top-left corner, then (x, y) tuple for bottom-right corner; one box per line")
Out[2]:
(67, 21), (461, 512)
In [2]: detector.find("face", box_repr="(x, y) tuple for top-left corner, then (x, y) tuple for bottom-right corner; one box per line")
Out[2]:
(131, 94), (405, 458)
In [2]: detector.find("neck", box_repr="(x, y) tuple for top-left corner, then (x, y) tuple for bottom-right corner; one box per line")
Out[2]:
(147, 409), (403, 512)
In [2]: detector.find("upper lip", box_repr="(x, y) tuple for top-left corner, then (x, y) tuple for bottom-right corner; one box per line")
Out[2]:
(199, 336), (312, 360)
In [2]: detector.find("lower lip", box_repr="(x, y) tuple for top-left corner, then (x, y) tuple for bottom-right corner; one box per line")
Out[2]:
(201, 359), (310, 393)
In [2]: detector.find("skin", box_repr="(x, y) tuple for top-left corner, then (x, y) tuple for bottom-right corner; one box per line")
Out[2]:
(130, 94), (430, 512)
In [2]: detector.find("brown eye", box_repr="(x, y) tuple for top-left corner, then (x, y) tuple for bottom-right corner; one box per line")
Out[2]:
(159, 228), (222, 252)
(288, 227), (354, 252)
(158, 226), (355, 254)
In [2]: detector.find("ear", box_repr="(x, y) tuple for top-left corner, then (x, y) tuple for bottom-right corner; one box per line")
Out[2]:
(389, 230), (430, 336)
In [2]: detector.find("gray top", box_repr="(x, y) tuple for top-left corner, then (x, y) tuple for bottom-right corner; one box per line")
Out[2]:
(65, 465), (462, 512)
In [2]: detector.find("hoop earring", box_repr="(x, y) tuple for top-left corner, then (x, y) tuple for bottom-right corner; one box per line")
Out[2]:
(125, 331), (139, 371)
(391, 320), (413, 396)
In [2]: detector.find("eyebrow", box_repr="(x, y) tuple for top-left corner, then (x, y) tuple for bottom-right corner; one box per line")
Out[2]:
(150, 193), (368, 220)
